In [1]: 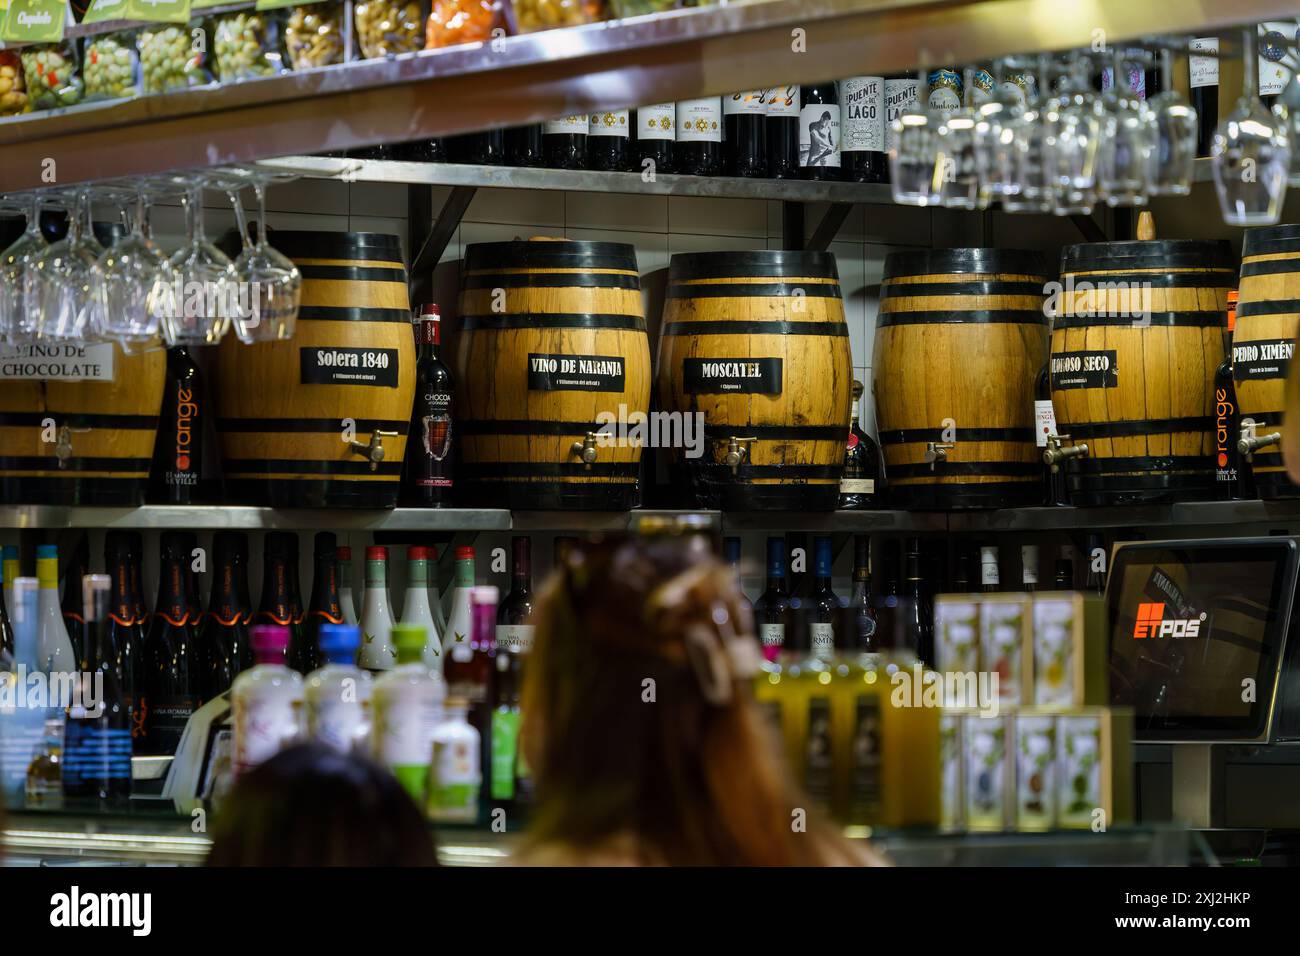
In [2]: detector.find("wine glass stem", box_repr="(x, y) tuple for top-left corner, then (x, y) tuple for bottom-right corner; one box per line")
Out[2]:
(1161, 47), (1172, 91)
(229, 191), (251, 252)
(254, 182), (269, 248)
(1243, 27), (1258, 100)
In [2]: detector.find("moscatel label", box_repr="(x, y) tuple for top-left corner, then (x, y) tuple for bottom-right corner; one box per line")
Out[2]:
(683, 357), (783, 394)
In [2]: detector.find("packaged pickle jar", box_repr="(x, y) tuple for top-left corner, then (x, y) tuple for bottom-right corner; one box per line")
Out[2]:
(20, 43), (84, 110)
(0, 51), (28, 116)
(426, 0), (505, 48)
(286, 1), (347, 69)
(354, 0), (428, 58)
(139, 23), (215, 93)
(513, 0), (605, 32)
(213, 10), (290, 82)
(84, 31), (143, 101)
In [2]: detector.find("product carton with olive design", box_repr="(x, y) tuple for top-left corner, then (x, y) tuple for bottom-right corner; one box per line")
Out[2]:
(978, 594), (1032, 708)
(1056, 707), (1133, 830)
(1031, 592), (1107, 709)
(934, 595), (979, 704)
(939, 709), (967, 829)
(1014, 712), (1056, 830)
(962, 712), (1015, 831)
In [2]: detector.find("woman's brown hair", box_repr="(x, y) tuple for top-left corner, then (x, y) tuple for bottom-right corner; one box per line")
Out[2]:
(519, 534), (859, 866)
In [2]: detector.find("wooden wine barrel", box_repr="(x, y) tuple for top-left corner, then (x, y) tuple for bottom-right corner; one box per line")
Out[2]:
(0, 344), (164, 505)
(1237, 225), (1300, 498)
(658, 250), (851, 510)
(873, 248), (1048, 509)
(1052, 240), (1234, 506)
(455, 239), (651, 510)
(215, 232), (415, 509)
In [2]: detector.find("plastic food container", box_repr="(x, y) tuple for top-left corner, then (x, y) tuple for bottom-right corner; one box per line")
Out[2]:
(354, 0), (428, 58)
(512, 0), (605, 32)
(0, 51), (29, 116)
(139, 23), (216, 93)
(213, 10), (290, 82)
(426, 0), (506, 48)
(286, 2), (347, 69)
(84, 31), (143, 102)
(20, 43), (84, 110)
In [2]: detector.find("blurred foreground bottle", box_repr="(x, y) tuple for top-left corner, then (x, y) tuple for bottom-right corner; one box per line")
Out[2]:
(372, 623), (446, 805)
(231, 625), (302, 777)
(305, 623), (372, 754)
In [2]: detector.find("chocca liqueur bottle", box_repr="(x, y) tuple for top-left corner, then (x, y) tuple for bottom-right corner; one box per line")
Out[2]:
(404, 304), (455, 507)
(149, 346), (202, 504)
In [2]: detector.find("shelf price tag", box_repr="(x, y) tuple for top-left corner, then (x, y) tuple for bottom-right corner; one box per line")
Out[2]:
(257, 0), (321, 10)
(128, 0), (192, 23)
(0, 0), (68, 43)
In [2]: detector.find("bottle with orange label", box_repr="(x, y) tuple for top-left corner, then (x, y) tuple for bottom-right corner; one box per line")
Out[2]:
(149, 346), (203, 504)
(1214, 289), (1247, 500)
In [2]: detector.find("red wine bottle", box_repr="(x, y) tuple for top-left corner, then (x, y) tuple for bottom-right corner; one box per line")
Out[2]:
(1190, 37), (1220, 158)
(303, 531), (343, 672)
(505, 125), (543, 167)
(724, 91), (767, 177)
(543, 113), (588, 169)
(799, 82), (842, 181)
(675, 97), (722, 175)
(139, 532), (199, 755)
(586, 110), (632, 171)
(766, 85), (800, 179)
(636, 104), (675, 174)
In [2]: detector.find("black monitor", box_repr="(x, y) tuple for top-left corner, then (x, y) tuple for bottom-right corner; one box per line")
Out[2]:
(1107, 537), (1300, 742)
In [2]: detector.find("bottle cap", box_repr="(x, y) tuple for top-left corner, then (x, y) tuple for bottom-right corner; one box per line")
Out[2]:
(318, 623), (361, 663)
(337, 546), (352, 560)
(407, 545), (431, 561)
(251, 624), (290, 655)
(416, 303), (441, 320)
(366, 545), (388, 561)
(36, 544), (57, 560)
(392, 622), (426, 664)
(1, 544), (17, 561)
(456, 546), (475, 561)
(82, 573), (111, 616)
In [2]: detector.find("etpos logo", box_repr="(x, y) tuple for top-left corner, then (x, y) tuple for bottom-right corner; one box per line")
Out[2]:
(1132, 602), (1207, 639)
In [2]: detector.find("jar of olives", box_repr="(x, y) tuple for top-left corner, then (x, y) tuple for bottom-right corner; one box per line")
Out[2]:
(354, 0), (428, 59)
(0, 52), (28, 116)
(20, 43), (84, 111)
(286, 1), (347, 70)
(138, 24), (215, 94)
(213, 10), (289, 82)
(426, 0), (505, 48)
(85, 31), (143, 101)
(512, 0), (606, 33)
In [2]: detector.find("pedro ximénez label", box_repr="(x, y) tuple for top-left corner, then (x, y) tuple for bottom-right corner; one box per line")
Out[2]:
(301, 347), (399, 387)
(1232, 339), (1295, 381)
(1050, 350), (1118, 390)
(682, 357), (783, 394)
(527, 353), (625, 392)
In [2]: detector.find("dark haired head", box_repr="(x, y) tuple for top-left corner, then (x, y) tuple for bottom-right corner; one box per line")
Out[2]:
(207, 743), (437, 867)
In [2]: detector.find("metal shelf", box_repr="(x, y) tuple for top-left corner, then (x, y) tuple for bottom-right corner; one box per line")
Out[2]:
(950, 499), (1300, 533)
(721, 510), (947, 533)
(0, 505), (511, 531)
(3, 0), (1295, 190)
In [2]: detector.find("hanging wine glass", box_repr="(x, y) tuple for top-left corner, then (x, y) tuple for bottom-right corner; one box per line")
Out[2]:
(936, 68), (983, 209)
(1212, 27), (1290, 226)
(1047, 53), (1102, 215)
(91, 182), (174, 345)
(1096, 48), (1156, 206)
(165, 174), (237, 347)
(1002, 54), (1054, 213)
(28, 188), (104, 342)
(1274, 46), (1300, 186)
(1148, 46), (1199, 196)
(975, 56), (1030, 202)
(226, 167), (301, 342)
(0, 193), (49, 344)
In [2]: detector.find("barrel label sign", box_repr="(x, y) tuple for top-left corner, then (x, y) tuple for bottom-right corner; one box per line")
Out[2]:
(300, 348), (400, 387)
(682, 357), (783, 394)
(0, 343), (114, 381)
(1050, 350), (1117, 390)
(528, 353), (625, 392)
(1232, 339), (1294, 381)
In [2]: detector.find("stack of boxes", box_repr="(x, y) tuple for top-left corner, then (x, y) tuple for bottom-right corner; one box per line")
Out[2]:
(934, 591), (1133, 832)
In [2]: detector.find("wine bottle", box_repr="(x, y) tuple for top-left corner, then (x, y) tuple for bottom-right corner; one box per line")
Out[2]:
(799, 81), (841, 180)
(586, 109), (632, 171)
(337, 546), (358, 627)
(1021, 544), (1039, 593)
(927, 68), (963, 116)
(1214, 303), (1242, 500)
(149, 346), (203, 504)
(840, 76), (887, 183)
(952, 547), (973, 592)
(723, 91), (767, 177)
(505, 125), (544, 167)
(103, 533), (142, 724)
(840, 379), (881, 509)
(444, 549), (489, 705)
(34, 544), (76, 676)
(443, 545), (475, 666)
(302, 532), (343, 676)
(404, 303), (455, 507)
(198, 531), (252, 702)
(179, 531), (202, 629)
(1054, 557), (1074, 590)
(1190, 37), (1220, 160)
(884, 73), (920, 170)
(635, 103), (675, 175)
(871, 539), (901, 651)
(808, 536), (838, 663)
(447, 130), (505, 165)
(850, 535), (878, 663)
(128, 532), (148, 630)
(358, 546), (397, 672)
(675, 97), (722, 175)
(980, 546), (1001, 593)
(1035, 360), (1066, 505)
(257, 532), (306, 673)
(61, 533), (89, 664)
(231, 624), (302, 777)
(1258, 22), (1293, 111)
(900, 539), (932, 665)
(723, 536), (752, 615)
(753, 537), (791, 663)
(492, 537), (533, 811)
(766, 85), (801, 179)
(305, 623), (371, 754)
(62, 574), (132, 804)
(496, 537), (533, 657)
(140, 532), (199, 756)
(400, 545), (442, 674)
(543, 113), (588, 169)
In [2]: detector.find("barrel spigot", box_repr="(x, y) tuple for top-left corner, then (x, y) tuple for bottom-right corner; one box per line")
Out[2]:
(54, 425), (90, 469)
(349, 429), (399, 472)
(1238, 419), (1282, 460)
(1043, 434), (1088, 473)
(925, 441), (955, 471)
(724, 436), (757, 475)
(569, 431), (599, 468)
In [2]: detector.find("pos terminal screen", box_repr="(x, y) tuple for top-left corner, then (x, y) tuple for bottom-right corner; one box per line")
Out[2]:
(1107, 538), (1297, 741)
